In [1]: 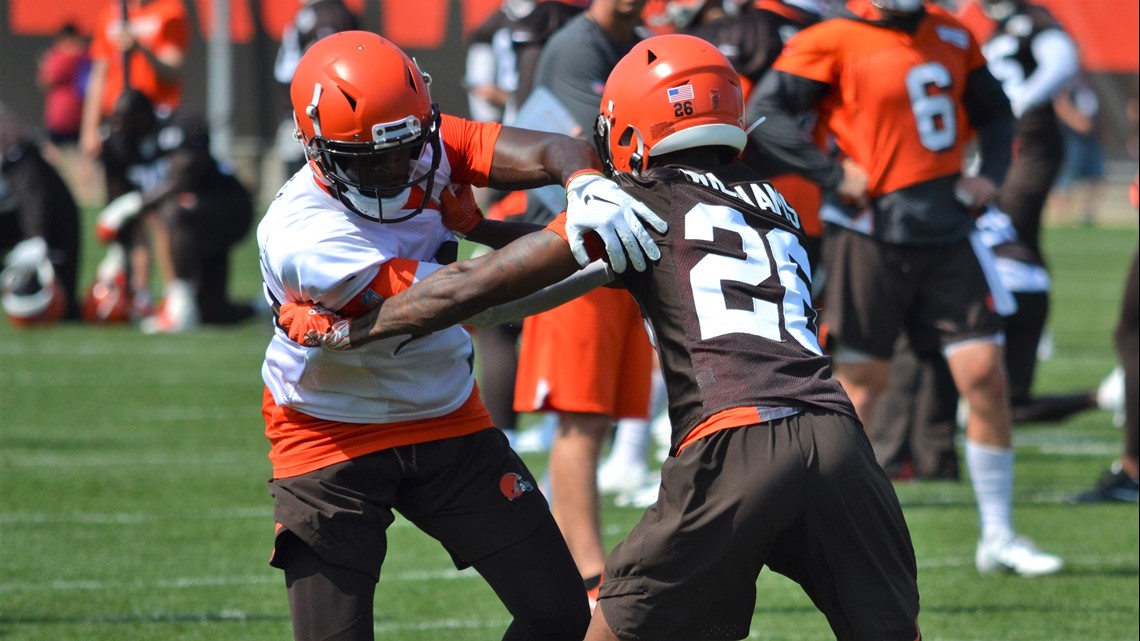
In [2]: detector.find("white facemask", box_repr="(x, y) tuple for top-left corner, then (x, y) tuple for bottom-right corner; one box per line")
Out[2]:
(341, 185), (412, 222)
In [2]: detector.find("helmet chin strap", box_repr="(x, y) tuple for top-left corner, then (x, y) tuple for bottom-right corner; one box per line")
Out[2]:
(379, 133), (441, 224)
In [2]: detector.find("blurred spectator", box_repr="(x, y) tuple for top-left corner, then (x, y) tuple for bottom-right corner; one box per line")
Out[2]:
(272, 0), (360, 175)
(79, 0), (189, 196)
(1051, 74), (1105, 226)
(0, 103), (82, 324)
(36, 23), (98, 207)
(92, 91), (255, 333)
(37, 24), (89, 148)
(464, 3), (519, 125)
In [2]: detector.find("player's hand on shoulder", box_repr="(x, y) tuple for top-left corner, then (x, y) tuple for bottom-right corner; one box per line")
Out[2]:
(277, 302), (353, 350)
(564, 171), (667, 273)
(439, 183), (484, 237)
(953, 175), (998, 211)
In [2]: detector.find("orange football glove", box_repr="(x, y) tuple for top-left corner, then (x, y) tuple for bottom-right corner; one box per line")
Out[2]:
(277, 302), (352, 350)
(439, 183), (484, 236)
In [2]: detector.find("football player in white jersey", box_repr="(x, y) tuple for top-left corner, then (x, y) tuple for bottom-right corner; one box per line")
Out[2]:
(279, 34), (922, 641)
(256, 31), (663, 641)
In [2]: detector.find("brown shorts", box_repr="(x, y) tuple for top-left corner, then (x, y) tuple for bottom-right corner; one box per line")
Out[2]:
(514, 286), (653, 418)
(598, 409), (920, 641)
(823, 226), (1004, 360)
(267, 428), (550, 578)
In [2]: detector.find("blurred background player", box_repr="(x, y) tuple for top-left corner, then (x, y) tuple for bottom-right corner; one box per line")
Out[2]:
(272, 0), (360, 176)
(0, 104), (82, 325)
(1051, 72), (1106, 227)
(978, 0), (1077, 263)
(870, 0), (1080, 479)
(516, 0), (655, 602)
(747, 0), (1063, 576)
(870, 204), (1125, 481)
(92, 90), (255, 333)
(80, 0), (189, 182)
(78, 0), (189, 320)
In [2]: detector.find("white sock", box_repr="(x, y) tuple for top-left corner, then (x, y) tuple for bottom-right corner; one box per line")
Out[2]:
(163, 279), (199, 324)
(965, 439), (1014, 541)
(607, 419), (649, 468)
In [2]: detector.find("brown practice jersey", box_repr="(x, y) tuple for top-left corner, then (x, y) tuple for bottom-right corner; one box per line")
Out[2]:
(611, 163), (855, 453)
(981, 2), (1068, 131)
(687, 0), (820, 101)
(773, 1), (987, 197)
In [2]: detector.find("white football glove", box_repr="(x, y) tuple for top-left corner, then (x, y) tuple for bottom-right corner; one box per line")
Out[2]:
(95, 191), (144, 243)
(564, 172), (667, 273)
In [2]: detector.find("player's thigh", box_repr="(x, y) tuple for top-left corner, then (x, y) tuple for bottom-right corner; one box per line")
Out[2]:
(598, 424), (804, 641)
(786, 411), (920, 640)
(515, 288), (647, 415)
(267, 454), (401, 579)
(909, 240), (1004, 349)
(398, 429), (553, 569)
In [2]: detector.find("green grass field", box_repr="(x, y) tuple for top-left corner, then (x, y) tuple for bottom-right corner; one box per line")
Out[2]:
(1, 219), (1137, 641)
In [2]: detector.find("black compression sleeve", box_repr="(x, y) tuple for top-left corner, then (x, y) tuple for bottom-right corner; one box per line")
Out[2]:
(963, 66), (1015, 186)
(744, 71), (843, 188)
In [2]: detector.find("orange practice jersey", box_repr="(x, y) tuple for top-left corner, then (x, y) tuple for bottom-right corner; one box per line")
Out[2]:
(774, 1), (986, 196)
(90, 0), (190, 116)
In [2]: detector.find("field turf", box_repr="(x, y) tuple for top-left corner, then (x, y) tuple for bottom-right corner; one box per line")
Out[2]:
(1, 219), (1136, 640)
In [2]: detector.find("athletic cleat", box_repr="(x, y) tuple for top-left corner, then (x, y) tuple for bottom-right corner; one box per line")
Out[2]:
(1069, 467), (1139, 504)
(975, 534), (1063, 577)
(1096, 366), (1125, 427)
(140, 308), (199, 334)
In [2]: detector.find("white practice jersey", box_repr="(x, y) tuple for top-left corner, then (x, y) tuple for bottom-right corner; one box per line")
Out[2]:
(257, 162), (476, 424)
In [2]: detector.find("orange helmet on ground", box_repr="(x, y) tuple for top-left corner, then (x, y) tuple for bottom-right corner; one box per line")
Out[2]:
(81, 243), (132, 324)
(290, 31), (441, 223)
(594, 34), (747, 176)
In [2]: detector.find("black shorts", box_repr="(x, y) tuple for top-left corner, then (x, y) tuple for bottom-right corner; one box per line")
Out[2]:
(267, 428), (550, 579)
(823, 226), (1005, 360)
(598, 410), (919, 641)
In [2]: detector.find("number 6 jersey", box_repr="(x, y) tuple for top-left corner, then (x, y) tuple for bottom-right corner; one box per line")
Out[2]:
(752, 0), (1012, 245)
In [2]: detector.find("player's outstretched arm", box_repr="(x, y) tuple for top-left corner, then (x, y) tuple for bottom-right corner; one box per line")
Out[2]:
(278, 230), (604, 350)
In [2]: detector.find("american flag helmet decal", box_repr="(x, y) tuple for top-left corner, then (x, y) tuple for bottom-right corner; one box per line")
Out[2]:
(667, 84), (695, 103)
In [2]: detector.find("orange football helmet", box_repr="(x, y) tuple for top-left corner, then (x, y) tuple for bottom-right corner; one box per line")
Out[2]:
(594, 34), (746, 176)
(81, 244), (132, 324)
(290, 31), (441, 223)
